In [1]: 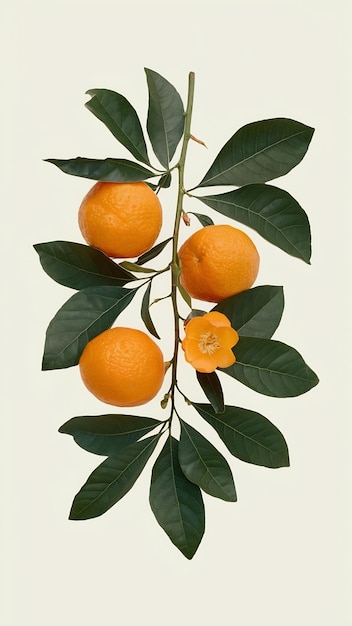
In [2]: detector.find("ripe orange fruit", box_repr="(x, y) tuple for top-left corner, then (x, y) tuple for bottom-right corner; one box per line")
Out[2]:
(79, 327), (165, 407)
(78, 181), (162, 258)
(178, 224), (260, 303)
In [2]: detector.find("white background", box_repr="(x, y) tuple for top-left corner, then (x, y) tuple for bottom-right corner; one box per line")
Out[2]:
(1, 1), (351, 624)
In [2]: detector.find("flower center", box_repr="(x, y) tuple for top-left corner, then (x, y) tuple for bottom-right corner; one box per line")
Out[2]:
(198, 332), (220, 355)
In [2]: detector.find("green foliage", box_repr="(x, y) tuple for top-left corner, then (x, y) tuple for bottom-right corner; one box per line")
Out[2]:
(213, 285), (284, 339)
(69, 434), (160, 520)
(145, 68), (185, 168)
(45, 157), (156, 182)
(149, 436), (205, 559)
(37, 68), (318, 559)
(196, 118), (314, 187)
(59, 414), (162, 456)
(179, 420), (237, 501)
(141, 282), (160, 339)
(85, 88), (151, 165)
(196, 370), (225, 414)
(193, 404), (289, 468)
(188, 211), (214, 227)
(136, 237), (173, 265)
(158, 171), (172, 189)
(198, 184), (311, 263)
(222, 336), (319, 397)
(119, 261), (155, 274)
(34, 241), (136, 289)
(42, 286), (136, 370)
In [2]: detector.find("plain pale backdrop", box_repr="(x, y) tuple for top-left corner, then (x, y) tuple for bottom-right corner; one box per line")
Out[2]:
(1, 0), (351, 625)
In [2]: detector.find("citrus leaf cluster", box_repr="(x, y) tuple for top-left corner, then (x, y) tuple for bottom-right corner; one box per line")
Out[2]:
(35, 69), (318, 560)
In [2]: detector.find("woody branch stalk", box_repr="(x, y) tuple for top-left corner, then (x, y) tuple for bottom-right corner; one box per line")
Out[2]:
(169, 71), (195, 419)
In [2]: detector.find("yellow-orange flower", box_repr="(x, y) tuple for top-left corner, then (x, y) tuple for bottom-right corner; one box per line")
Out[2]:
(182, 311), (239, 373)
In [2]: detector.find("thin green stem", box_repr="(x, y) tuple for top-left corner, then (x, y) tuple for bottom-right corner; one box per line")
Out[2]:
(168, 71), (195, 423)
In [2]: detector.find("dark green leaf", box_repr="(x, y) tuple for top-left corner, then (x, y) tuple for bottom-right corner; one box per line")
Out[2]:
(45, 158), (156, 182)
(158, 172), (172, 188)
(213, 285), (284, 339)
(222, 336), (319, 397)
(137, 237), (173, 265)
(178, 281), (192, 308)
(85, 88), (150, 165)
(34, 241), (136, 290)
(149, 436), (205, 559)
(179, 420), (236, 501)
(59, 414), (162, 456)
(188, 212), (214, 227)
(141, 282), (160, 339)
(119, 261), (156, 274)
(193, 404), (289, 468)
(69, 434), (159, 520)
(197, 118), (314, 187)
(196, 371), (224, 414)
(145, 68), (185, 168)
(42, 286), (136, 370)
(198, 184), (311, 262)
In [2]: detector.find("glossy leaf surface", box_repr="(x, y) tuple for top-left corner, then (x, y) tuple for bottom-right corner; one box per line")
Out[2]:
(179, 420), (237, 501)
(196, 371), (224, 414)
(158, 172), (172, 188)
(59, 414), (162, 456)
(213, 285), (284, 339)
(198, 184), (311, 262)
(46, 158), (156, 182)
(149, 436), (205, 559)
(178, 280), (192, 308)
(188, 212), (214, 227)
(197, 118), (314, 187)
(141, 282), (160, 339)
(194, 404), (289, 468)
(42, 286), (136, 370)
(222, 336), (319, 397)
(85, 88), (150, 165)
(137, 237), (173, 265)
(69, 435), (159, 520)
(119, 261), (155, 274)
(34, 241), (136, 290)
(145, 68), (185, 168)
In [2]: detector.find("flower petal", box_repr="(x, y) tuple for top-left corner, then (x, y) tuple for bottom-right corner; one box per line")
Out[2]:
(182, 338), (202, 361)
(216, 326), (239, 348)
(204, 311), (231, 328)
(184, 316), (212, 340)
(190, 354), (218, 373)
(214, 347), (236, 369)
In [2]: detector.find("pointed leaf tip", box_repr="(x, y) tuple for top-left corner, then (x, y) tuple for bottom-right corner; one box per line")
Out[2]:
(194, 404), (290, 468)
(69, 435), (159, 520)
(212, 285), (285, 339)
(84, 88), (151, 165)
(223, 336), (319, 397)
(34, 241), (136, 290)
(45, 157), (156, 182)
(42, 286), (136, 370)
(145, 68), (185, 168)
(197, 118), (314, 188)
(149, 436), (205, 559)
(179, 420), (237, 501)
(196, 371), (225, 414)
(199, 184), (312, 263)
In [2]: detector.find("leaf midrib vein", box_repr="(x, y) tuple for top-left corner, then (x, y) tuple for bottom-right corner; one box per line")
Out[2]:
(75, 437), (156, 516)
(203, 129), (308, 184)
(46, 291), (133, 364)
